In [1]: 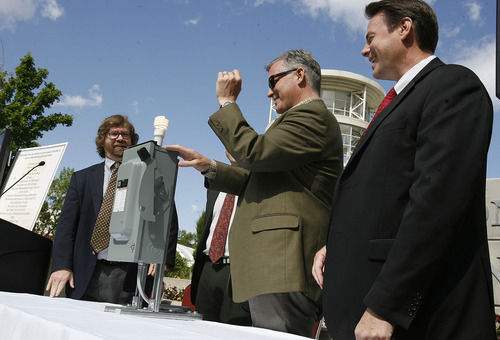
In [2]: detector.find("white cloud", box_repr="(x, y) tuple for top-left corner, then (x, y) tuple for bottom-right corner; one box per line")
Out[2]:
(441, 25), (460, 38)
(253, 0), (367, 35)
(0, 0), (63, 32)
(132, 101), (140, 114)
(56, 84), (103, 107)
(183, 17), (200, 25)
(452, 37), (500, 110)
(41, 0), (64, 21)
(465, 1), (483, 25)
(191, 204), (200, 212)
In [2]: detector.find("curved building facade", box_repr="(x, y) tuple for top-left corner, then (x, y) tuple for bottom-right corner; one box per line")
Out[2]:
(320, 70), (385, 165)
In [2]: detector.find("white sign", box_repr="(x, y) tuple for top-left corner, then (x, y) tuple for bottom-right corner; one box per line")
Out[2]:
(0, 143), (67, 231)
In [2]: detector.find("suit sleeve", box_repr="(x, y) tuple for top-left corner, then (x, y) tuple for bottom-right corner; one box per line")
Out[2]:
(165, 202), (179, 268)
(363, 66), (493, 329)
(208, 161), (249, 195)
(208, 101), (331, 172)
(50, 172), (81, 272)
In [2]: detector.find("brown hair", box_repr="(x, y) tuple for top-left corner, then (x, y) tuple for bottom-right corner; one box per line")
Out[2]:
(95, 115), (139, 158)
(365, 0), (439, 53)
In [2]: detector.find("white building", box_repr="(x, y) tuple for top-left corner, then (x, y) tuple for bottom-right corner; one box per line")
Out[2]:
(269, 69), (386, 165)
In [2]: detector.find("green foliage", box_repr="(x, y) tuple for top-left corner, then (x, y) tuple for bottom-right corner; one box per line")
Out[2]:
(166, 251), (192, 279)
(33, 167), (74, 239)
(163, 285), (184, 301)
(0, 52), (73, 156)
(177, 229), (197, 247)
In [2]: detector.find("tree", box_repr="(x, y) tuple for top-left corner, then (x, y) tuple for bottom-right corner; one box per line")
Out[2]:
(166, 252), (192, 279)
(33, 167), (74, 239)
(0, 52), (73, 155)
(177, 229), (197, 248)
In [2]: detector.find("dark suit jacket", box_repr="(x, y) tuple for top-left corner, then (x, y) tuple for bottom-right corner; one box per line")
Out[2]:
(323, 58), (496, 339)
(51, 161), (179, 299)
(208, 99), (343, 304)
(190, 189), (219, 304)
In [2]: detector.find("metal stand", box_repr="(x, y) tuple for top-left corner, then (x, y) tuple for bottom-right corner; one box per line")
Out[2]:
(104, 262), (201, 320)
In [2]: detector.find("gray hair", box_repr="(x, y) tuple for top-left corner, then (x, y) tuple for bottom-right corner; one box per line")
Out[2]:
(265, 49), (322, 94)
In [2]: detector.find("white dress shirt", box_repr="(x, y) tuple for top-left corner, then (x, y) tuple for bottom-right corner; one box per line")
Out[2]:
(204, 192), (238, 258)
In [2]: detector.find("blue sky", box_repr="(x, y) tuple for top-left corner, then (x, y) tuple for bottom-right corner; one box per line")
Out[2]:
(0, 0), (498, 234)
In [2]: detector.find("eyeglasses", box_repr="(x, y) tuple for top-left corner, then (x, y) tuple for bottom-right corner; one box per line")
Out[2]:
(268, 68), (298, 89)
(107, 132), (131, 140)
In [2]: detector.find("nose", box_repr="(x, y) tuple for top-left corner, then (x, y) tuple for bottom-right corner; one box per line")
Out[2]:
(361, 44), (369, 58)
(116, 133), (125, 141)
(267, 88), (273, 98)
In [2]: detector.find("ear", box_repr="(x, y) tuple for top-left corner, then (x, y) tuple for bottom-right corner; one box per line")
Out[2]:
(399, 17), (413, 40)
(296, 67), (306, 86)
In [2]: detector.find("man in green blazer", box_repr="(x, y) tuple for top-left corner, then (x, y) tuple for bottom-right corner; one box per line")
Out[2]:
(166, 49), (343, 337)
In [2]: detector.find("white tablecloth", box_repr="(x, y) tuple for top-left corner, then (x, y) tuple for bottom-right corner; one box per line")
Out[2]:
(0, 292), (308, 339)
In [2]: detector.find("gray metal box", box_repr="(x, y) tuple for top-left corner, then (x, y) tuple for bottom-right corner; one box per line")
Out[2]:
(107, 141), (178, 264)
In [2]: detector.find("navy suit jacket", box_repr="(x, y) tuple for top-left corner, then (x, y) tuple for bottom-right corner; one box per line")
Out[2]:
(323, 58), (496, 339)
(51, 161), (179, 299)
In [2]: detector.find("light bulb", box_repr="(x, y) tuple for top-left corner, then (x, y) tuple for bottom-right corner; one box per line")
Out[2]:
(153, 116), (169, 145)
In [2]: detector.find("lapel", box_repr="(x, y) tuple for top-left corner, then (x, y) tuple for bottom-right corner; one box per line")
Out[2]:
(343, 58), (445, 172)
(91, 162), (105, 218)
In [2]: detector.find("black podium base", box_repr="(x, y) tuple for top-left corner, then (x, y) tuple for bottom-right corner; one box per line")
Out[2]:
(0, 218), (52, 295)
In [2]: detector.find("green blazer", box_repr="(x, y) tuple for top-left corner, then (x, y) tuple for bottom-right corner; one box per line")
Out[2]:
(207, 99), (343, 304)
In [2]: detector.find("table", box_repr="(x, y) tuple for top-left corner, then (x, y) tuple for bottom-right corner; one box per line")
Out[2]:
(0, 292), (308, 339)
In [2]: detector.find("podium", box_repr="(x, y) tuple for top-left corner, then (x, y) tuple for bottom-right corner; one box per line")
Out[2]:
(0, 218), (52, 295)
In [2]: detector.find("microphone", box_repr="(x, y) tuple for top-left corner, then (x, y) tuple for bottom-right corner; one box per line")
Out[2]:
(0, 161), (46, 198)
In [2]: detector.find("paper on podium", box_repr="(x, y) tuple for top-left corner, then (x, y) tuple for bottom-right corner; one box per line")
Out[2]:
(0, 143), (67, 231)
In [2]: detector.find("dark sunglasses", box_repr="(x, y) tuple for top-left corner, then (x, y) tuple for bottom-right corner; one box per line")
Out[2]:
(268, 68), (298, 89)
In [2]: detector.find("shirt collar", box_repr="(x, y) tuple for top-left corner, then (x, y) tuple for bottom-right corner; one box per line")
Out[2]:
(104, 157), (116, 171)
(290, 97), (321, 110)
(394, 55), (436, 94)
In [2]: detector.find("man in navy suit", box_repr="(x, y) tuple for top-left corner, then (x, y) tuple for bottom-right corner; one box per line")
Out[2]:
(46, 115), (178, 304)
(313, 1), (496, 339)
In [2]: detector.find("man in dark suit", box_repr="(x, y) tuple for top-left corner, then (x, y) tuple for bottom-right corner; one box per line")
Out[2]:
(190, 151), (251, 325)
(312, 1), (496, 339)
(167, 49), (343, 337)
(46, 115), (178, 304)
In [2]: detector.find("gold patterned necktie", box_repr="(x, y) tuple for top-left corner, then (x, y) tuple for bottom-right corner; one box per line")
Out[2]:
(90, 162), (120, 254)
(208, 193), (235, 263)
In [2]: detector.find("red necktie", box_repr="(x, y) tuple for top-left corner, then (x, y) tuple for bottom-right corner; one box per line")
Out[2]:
(208, 193), (235, 263)
(361, 87), (396, 140)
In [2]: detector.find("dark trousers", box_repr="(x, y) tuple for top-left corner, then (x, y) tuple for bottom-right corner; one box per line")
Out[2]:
(195, 259), (252, 326)
(248, 291), (320, 338)
(81, 260), (134, 305)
